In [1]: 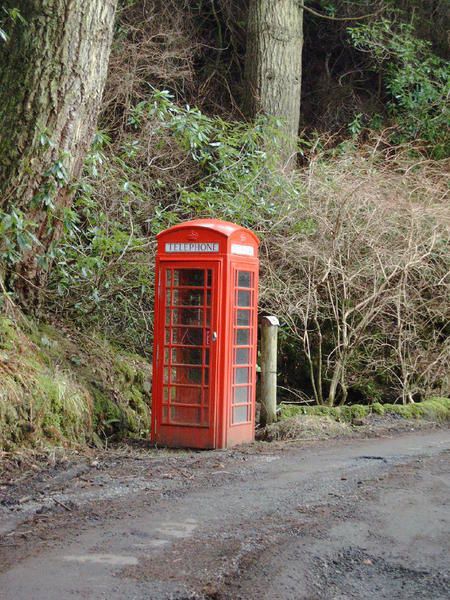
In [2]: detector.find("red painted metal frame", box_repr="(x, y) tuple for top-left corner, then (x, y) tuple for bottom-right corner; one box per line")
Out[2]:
(151, 219), (259, 449)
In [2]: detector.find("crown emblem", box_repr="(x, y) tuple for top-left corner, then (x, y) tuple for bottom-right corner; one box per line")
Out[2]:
(187, 230), (199, 240)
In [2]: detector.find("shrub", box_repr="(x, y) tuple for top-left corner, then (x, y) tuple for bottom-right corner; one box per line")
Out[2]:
(348, 18), (450, 157)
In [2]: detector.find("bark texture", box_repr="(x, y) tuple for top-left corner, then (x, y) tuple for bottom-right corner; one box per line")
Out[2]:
(0, 0), (117, 294)
(244, 0), (303, 153)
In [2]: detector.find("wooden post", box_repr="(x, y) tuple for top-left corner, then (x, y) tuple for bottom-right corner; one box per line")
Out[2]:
(260, 315), (279, 426)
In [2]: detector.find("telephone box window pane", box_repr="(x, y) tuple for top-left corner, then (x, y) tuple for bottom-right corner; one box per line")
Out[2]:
(204, 368), (209, 385)
(206, 290), (211, 306)
(164, 387), (176, 401)
(165, 328), (171, 343)
(206, 309), (211, 327)
(237, 290), (251, 307)
(237, 310), (250, 326)
(164, 367), (169, 383)
(165, 290), (171, 306)
(204, 349), (210, 365)
(207, 270), (212, 287)
(172, 308), (203, 326)
(162, 406), (168, 420)
(172, 386), (202, 405)
(175, 347), (203, 365)
(171, 366), (202, 385)
(233, 386), (249, 404)
(235, 367), (250, 384)
(173, 269), (204, 287)
(236, 329), (250, 345)
(202, 409), (209, 425)
(171, 406), (201, 424)
(172, 327), (203, 346)
(166, 270), (172, 285)
(238, 271), (252, 288)
(173, 289), (203, 306)
(235, 348), (250, 364)
(233, 405), (248, 424)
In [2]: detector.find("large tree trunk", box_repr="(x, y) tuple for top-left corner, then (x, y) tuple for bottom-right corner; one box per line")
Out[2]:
(0, 0), (117, 299)
(244, 0), (303, 165)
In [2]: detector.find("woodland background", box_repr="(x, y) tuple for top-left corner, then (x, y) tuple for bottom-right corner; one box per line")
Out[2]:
(0, 0), (449, 449)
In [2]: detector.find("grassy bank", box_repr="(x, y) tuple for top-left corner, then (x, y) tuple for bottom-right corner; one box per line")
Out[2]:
(0, 315), (151, 451)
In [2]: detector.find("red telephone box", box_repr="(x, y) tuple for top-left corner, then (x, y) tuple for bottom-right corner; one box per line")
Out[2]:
(151, 219), (259, 449)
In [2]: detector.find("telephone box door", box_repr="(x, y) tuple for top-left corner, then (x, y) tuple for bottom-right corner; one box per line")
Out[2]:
(153, 262), (220, 448)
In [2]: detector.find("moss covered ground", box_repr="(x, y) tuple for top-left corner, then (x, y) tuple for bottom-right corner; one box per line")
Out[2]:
(279, 398), (450, 423)
(0, 315), (151, 451)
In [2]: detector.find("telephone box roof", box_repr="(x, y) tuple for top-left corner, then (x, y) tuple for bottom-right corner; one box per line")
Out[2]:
(157, 218), (259, 245)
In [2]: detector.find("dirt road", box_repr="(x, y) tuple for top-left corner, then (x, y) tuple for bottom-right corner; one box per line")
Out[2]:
(1, 429), (449, 599)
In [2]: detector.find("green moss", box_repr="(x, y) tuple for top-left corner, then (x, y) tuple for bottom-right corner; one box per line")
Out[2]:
(383, 397), (450, 421)
(0, 316), (151, 451)
(279, 398), (450, 424)
(372, 402), (385, 415)
(0, 316), (17, 350)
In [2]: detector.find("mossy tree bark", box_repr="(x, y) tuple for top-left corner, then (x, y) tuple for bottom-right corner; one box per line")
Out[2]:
(0, 0), (117, 299)
(244, 0), (303, 166)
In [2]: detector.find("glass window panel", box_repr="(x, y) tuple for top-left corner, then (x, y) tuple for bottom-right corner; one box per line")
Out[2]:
(171, 327), (203, 346)
(163, 387), (176, 401)
(173, 269), (204, 287)
(236, 309), (250, 326)
(207, 270), (212, 287)
(235, 348), (250, 365)
(236, 329), (250, 345)
(204, 368), (209, 385)
(238, 271), (252, 288)
(202, 389), (210, 407)
(204, 349), (210, 365)
(164, 348), (170, 364)
(233, 386), (249, 404)
(237, 290), (251, 307)
(235, 367), (250, 384)
(165, 328), (171, 344)
(172, 347), (203, 365)
(172, 308), (203, 325)
(162, 406), (168, 420)
(233, 405), (248, 424)
(202, 408), (209, 425)
(166, 289), (171, 306)
(170, 366), (202, 385)
(206, 308), (211, 327)
(206, 290), (211, 306)
(166, 270), (172, 285)
(173, 288), (204, 306)
(164, 367), (169, 383)
(171, 406), (201, 424)
(171, 386), (202, 405)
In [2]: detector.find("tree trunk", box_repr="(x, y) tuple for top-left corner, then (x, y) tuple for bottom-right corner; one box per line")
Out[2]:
(244, 0), (303, 165)
(0, 0), (117, 299)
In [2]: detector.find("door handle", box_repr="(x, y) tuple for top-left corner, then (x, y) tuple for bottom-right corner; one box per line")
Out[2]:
(212, 331), (217, 342)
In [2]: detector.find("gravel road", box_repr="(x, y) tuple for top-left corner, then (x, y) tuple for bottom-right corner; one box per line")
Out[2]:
(0, 429), (448, 599)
